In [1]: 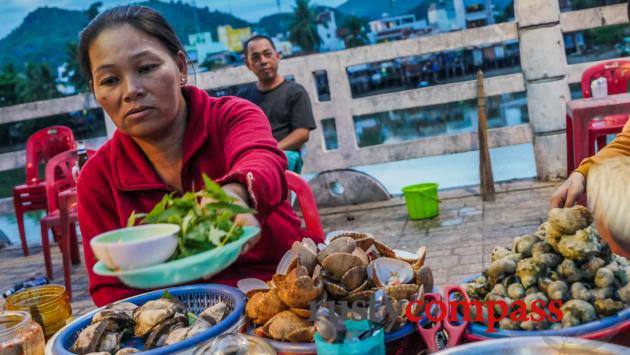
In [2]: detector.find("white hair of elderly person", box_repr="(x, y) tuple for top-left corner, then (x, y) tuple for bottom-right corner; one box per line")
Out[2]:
(587, 156), (630, 258)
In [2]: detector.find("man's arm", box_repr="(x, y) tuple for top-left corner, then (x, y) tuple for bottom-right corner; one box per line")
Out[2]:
(278, 128), (310, 151)
(283, 85), (316, 151)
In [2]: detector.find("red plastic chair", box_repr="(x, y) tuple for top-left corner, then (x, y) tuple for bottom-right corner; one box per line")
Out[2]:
(285, 171), (324, 240)
(568, 60), (630, 173)
(12, 126), (75, 256)
(40, 149), (94, 299)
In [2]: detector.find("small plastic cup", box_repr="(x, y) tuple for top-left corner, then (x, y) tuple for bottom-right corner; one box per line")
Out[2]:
(314, 320), (385, 355)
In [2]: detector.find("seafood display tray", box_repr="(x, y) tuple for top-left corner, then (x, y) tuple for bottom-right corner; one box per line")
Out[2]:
(52, 285), (247, 355)
(461, 274), (630, 338)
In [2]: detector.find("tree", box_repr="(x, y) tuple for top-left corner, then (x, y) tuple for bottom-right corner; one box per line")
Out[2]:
(288, 0), (322, 53)
(494, 1), (514, 23)
(17, 63), (61, 103)
(86, 2), (103, 21)
(571, 0), (624, 10)
(341, 16), (369, 48)
(65, 42), (88, 92)
(0, 64), (19, 107)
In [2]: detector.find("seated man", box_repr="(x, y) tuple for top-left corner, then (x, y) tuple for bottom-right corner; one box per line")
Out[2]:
(238, 35), (316, 173)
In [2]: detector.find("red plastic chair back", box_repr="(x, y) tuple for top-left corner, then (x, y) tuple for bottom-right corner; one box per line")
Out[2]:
(285, 171), (324, 239)
(44, 149), (95, 214)
(25, 126), (76, 184)
(581, 60), (630, 98)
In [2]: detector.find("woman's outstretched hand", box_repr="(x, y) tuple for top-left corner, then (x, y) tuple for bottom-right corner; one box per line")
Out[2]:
(221, 183), (260, 254)
(550, 172), (586, 208)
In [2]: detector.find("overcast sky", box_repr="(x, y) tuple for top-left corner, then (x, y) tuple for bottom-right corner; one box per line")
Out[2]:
(0, 0), (347, 39)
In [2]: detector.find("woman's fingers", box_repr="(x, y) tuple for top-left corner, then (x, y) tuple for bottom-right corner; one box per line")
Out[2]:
(550, 183), (568, 209)
(234, 213), (260, 228)
(550, 172), (586, 209)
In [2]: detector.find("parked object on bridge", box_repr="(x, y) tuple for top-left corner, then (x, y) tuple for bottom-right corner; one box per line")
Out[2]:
(12, 126), (76, 257)
(308, 169), (390, 208)
(402, 183), (440, 220)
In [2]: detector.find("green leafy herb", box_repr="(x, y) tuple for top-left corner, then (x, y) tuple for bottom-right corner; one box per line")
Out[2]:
(187, 312), (198, 326)
(161, 290), (174, 299)
(129, 174), (255, 260)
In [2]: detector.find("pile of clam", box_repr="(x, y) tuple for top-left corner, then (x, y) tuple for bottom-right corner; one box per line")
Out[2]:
(464, 206), (630, 331)
(70, 298), (227, 354)
(238, 231), (432, 343)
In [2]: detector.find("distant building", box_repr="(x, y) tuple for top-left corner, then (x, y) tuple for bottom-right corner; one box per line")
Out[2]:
(316, 10), (345, 52)
(464, 0), (494, 28)
(218, 25), (252, 52)
(271, 35), (295, 56)
(368, 15), (430, 42)
(185, 32), (227, 64)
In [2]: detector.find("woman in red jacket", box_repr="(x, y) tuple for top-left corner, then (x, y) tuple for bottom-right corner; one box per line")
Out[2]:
(76, 5), (322, 306)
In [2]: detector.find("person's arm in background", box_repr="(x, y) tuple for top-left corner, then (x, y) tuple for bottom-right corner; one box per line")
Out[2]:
(551, 118), (630, 208)
(277, 86), (316, 151)
(77, 155), (140, 307)
(278, 128), (310, 151)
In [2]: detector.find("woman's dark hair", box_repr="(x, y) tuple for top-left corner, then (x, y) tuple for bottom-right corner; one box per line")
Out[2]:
(78, 5), (186, 81)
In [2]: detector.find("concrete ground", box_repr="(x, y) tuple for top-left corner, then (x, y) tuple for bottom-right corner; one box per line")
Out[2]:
(0, 179), (560, 317)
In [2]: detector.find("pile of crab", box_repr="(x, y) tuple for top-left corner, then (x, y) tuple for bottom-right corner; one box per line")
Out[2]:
(69, 298), (227, 354)
(463, 206), (630, 331)
(237, 231), (433, 343)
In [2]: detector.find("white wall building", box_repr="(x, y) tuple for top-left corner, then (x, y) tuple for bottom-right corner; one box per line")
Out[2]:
(185, 32), (228, 64)
(317, 10), (345, 52)
(464, 0), (494, 28)
(369, 15), (429, 42)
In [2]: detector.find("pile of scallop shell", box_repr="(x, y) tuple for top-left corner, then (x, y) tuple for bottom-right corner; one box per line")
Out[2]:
(238, 231), (432, 343)
(69, 298), (227, 354)
(463, 206), (630, 331)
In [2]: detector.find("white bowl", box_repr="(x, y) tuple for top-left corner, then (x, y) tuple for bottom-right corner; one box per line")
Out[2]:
(90, 224), (180, 271)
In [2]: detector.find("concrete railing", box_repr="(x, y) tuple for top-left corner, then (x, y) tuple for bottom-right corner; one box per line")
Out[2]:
(0, 2), (628, 178)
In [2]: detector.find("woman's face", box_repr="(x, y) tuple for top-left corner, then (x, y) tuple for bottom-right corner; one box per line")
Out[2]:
(89, 24), (187, 138)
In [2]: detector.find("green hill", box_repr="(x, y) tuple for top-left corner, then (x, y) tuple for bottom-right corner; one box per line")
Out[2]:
(0, 7), (89, 72)
(0, 0), (251, 71)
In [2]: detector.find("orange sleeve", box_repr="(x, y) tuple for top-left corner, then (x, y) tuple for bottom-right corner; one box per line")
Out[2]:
(575, 118), (630, 177)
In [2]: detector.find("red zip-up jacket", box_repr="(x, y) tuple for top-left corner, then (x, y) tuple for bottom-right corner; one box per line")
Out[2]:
(77, 86), (322, 307)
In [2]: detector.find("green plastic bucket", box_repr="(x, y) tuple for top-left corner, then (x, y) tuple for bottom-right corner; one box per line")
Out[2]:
(402, 183), (440, 220)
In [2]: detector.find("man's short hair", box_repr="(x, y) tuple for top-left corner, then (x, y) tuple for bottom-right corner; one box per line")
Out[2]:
(243, 35), (276, 56)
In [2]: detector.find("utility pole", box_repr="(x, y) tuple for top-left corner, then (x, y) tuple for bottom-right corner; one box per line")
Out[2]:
(477, 70), (495, 202)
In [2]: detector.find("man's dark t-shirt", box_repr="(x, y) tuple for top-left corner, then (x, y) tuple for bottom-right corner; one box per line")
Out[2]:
(237, 80), (316, 146)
